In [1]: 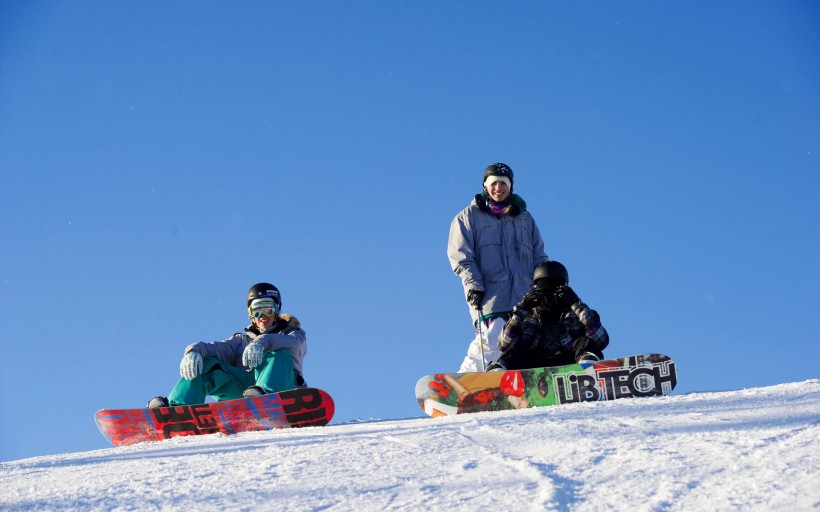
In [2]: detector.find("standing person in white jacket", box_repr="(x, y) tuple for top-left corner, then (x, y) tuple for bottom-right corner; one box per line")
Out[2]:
(448, 163), (549, 372)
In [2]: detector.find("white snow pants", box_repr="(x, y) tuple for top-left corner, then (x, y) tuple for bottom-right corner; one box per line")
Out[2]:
(458, 317), (507, 373)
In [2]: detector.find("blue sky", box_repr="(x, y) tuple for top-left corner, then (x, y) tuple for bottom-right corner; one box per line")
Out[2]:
(1, 1), (817, 462)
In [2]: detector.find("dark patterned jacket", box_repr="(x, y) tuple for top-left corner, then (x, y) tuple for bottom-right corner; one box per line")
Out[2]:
(497, 302), (609, 354)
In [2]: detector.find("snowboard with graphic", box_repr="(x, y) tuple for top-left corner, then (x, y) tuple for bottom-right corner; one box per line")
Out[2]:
(96, 387), (335, 447)
(416, 354), (677, 417)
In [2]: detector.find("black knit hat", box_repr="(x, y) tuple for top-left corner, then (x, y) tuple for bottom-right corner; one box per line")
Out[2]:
(483, 162), (514, 187)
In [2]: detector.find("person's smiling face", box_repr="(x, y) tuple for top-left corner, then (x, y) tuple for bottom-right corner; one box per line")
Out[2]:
(487, 179), (510, 202)
(252, 314), (276, 331)
(249, 298), (279, 330)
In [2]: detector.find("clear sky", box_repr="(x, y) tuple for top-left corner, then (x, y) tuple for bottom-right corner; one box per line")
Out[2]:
(1, 1), (817, 462)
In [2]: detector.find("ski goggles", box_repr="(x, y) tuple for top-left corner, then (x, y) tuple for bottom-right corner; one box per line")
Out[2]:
(535, 277), (567, 291)
(249, 299), (280, 319)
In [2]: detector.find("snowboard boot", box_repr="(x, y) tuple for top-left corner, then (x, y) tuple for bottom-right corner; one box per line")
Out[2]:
(242, 385), (269, 398)
(147, 396), (169, 409)
(486, 361), (506, 372)
(577, 352), (601, 363)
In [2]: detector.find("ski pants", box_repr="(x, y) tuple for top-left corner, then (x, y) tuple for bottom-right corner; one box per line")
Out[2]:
(168, 350), (295, 405)
(495, 336), (604, 371)
(458, 317), (507, 373)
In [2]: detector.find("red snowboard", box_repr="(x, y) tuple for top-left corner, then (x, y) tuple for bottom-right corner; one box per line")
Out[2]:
(96, 388), (335, 447)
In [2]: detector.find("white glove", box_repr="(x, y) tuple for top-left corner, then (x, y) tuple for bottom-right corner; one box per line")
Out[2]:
(242, 342), (265, 369)
(179, 351), (203, 380)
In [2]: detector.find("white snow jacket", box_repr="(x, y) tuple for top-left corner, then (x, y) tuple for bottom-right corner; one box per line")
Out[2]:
(184, 314), (307, 382)
(448, 193), (548, 324)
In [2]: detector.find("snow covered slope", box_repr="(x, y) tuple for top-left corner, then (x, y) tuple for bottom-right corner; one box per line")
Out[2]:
(2, 380), (818, 511)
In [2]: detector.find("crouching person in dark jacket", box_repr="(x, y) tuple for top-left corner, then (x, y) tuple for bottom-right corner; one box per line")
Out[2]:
(487, 261), (609, 371)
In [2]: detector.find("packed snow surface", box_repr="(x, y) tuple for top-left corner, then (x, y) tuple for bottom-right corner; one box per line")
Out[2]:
(2, 380), (818, 511)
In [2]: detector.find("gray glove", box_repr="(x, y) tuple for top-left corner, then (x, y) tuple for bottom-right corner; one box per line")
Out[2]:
(242, 342), (265, 369)
(179, 351), (203, 380)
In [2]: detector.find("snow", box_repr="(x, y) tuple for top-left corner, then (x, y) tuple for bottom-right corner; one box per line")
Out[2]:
(2, 381), (818, 511)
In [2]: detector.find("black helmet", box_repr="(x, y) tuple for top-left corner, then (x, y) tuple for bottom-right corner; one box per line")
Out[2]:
(483, 163), (514, 188)
(533, 261), (569, 287)
(247, 283), (281, 308)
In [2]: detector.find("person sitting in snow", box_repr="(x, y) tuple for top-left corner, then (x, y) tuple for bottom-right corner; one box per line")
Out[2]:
(148, 282), (307, 408)
(486, 261), (609, 371)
